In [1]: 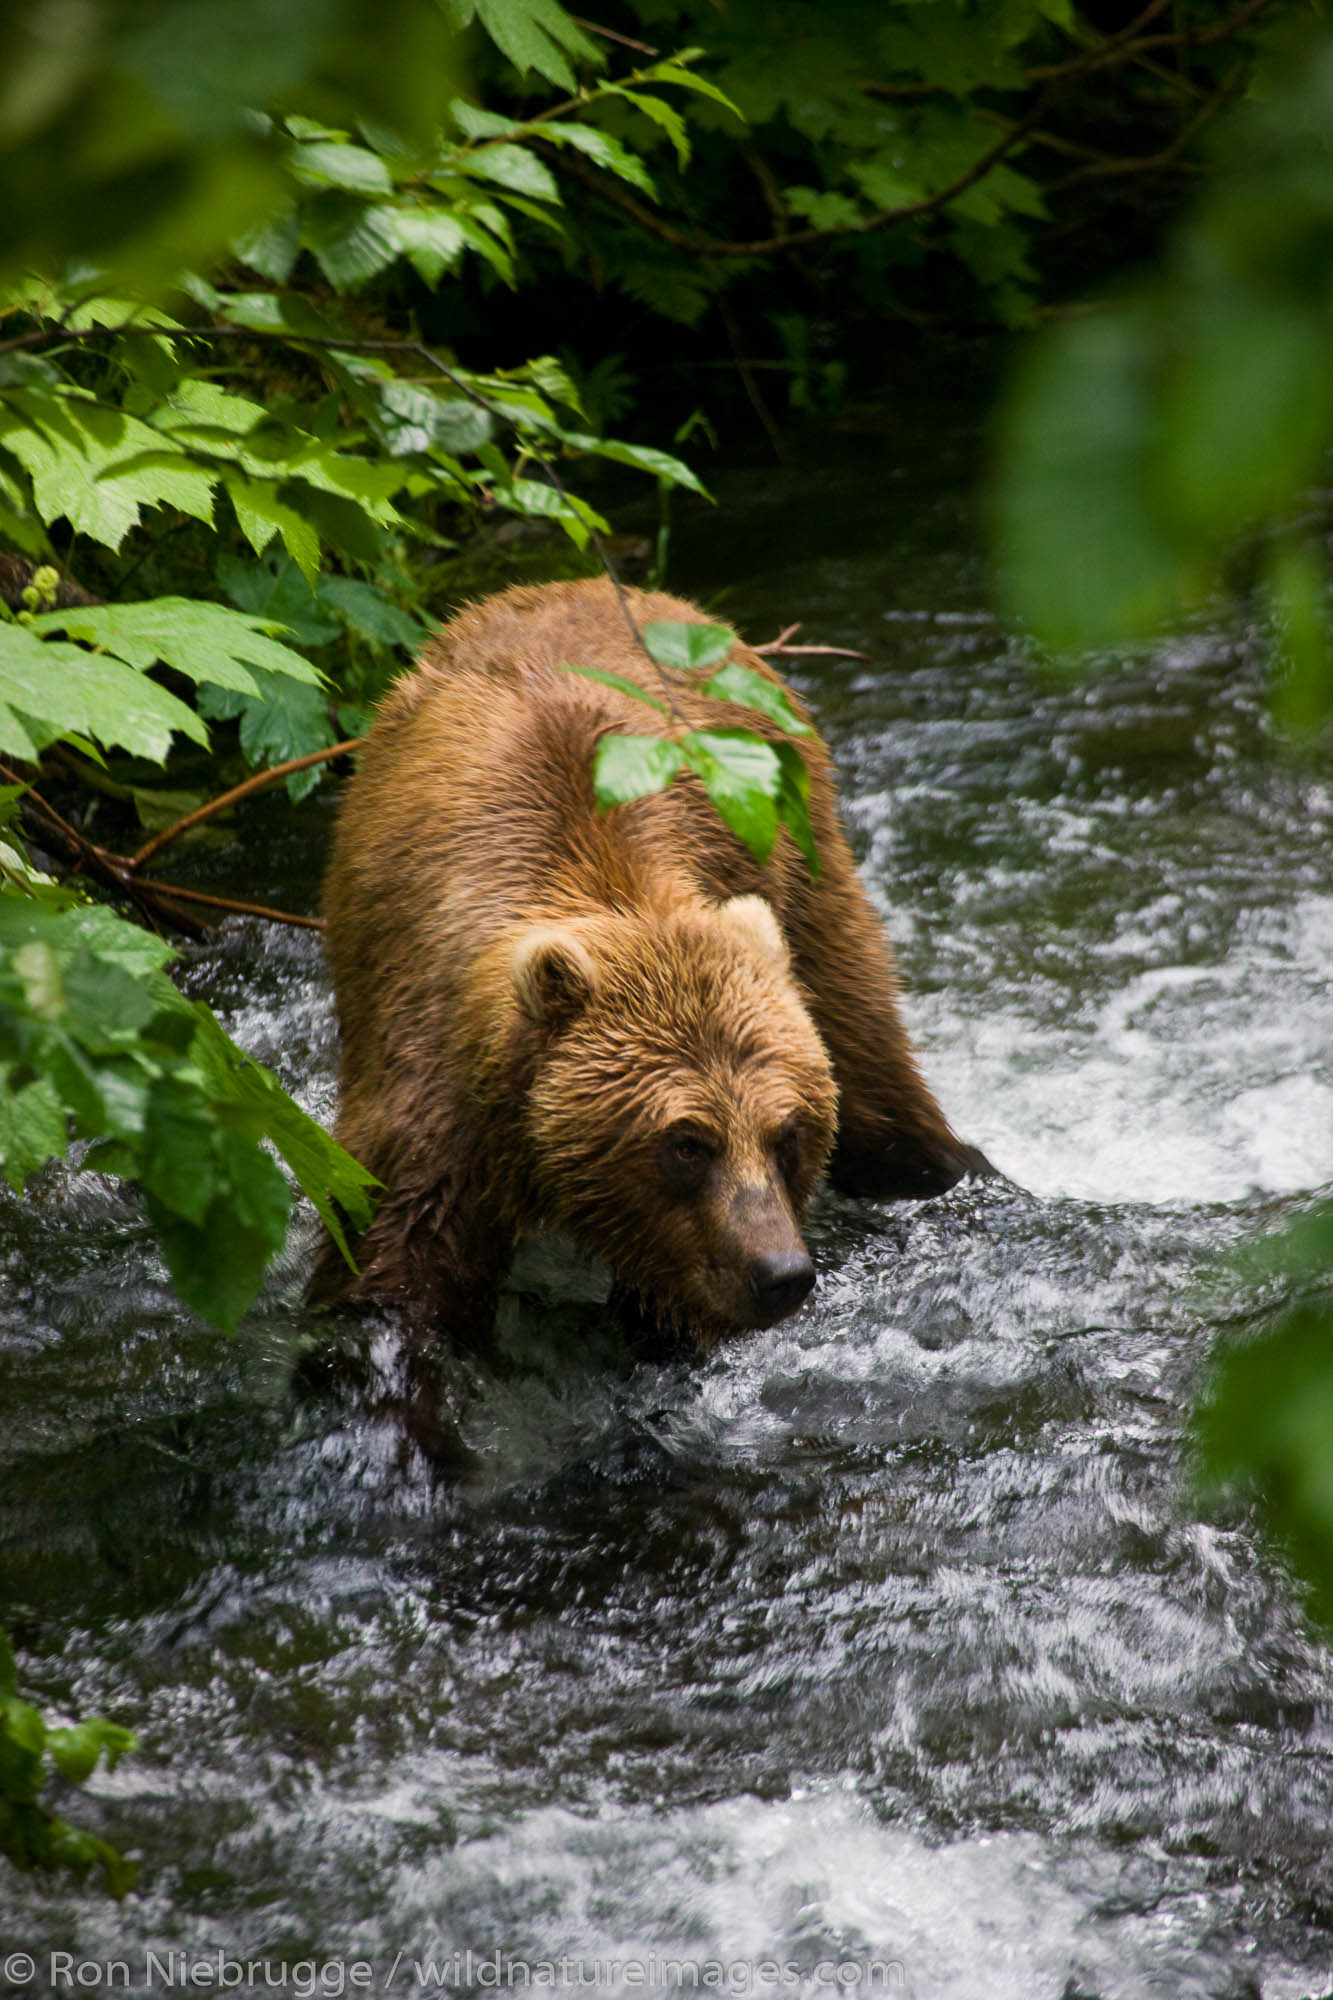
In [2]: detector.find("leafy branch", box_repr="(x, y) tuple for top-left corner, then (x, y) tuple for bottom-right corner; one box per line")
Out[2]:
(541, 87), (1058, 260)
(535, 0), (1276, 268)
(0, 1628), (137, 1899)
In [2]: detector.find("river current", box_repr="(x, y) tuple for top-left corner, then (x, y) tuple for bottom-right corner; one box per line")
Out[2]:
(2, 393), (1332, 1998)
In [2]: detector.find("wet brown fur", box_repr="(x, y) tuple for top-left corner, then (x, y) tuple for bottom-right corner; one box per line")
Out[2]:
(312, 578), (976, 1351)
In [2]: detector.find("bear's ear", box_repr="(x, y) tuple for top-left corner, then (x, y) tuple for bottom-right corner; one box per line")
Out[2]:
(512, 926), (598, 1030)
(715, 894), (789, 972)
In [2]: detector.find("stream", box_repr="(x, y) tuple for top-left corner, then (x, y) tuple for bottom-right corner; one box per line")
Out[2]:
(2, 376), (1332, 1999)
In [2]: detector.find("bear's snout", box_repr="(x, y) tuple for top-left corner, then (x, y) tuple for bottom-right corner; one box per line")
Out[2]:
(747, 1248), (816, 1326)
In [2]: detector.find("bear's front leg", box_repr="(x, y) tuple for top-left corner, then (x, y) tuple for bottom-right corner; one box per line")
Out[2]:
(307, 1160), (514, 1468)
(785, 855), (982, 1199)
(319, 1164), (512, 1340)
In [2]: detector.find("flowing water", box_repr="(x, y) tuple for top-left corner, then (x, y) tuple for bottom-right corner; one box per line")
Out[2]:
(3, 384), (1333, 1998)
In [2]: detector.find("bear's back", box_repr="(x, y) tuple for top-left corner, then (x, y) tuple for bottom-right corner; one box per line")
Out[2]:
(321, 577), (836, 1070)
(382, 576), (719, 725)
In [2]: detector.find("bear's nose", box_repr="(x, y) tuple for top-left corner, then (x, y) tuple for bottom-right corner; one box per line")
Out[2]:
(748, 1249), (816, 1322)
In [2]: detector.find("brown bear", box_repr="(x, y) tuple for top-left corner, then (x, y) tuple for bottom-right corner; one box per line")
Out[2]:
(311, 577), (979, 1360)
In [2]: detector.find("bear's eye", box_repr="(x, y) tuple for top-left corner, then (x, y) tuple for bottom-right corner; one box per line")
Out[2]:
(774, 1119), (802, 1185)
(659, 1127), (714, 1193)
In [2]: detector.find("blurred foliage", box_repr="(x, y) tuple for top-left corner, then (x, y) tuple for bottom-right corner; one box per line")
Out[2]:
(995, 29), (1333, 666)
(0, 1625), (137, 1897)
(0, 0), (460, 285)
(993, 21), (1333, 1628)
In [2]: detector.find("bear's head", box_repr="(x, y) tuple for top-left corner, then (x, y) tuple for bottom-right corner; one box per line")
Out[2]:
(510, 895), (838, 1340)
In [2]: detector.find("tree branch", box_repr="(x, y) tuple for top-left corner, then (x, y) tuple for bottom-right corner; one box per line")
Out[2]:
(545, 92), (1056, 258)
(128, 737), (365, 870)
(1045, 57), (1248, 192)
(0, 762), (321, 934)
(1029, 0), (1276, 79)
(567, 15), (660, 57)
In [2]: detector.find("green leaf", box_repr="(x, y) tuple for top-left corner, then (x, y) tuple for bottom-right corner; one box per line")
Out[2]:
(0, 1072), (67, 1193)
(46, 1720), (135, 1786)
(701, 660), (813, 735)
(0, 624), (208, 762)
(784, 186), (865, 231)
(62, 947), (158, 1048)
(649, 58), (742, 122)
(231, 208), (302, 282)
(0, 1692), (46, 1771)
(185, 1006), (378, 1260)
(451, 211), (516, 284)
(459, 144), (560, 203)
(506, 477), (607, 547)
(774, 739), (818, 875)
(281, 481), (388, 565)
(93, 449), (218, 530)
(141, 1079), (220, 1225)
(540, 120), (658, 194)
(0, 697), (43, 762)
(642, 619), (733, 672)
(200, 669), (336, 798)
(317, 577), (425, 650)
(611, 90), (688, 170)
(450, 101), (522, 141)
(1270, 542), (1333, 734)
(382, 206), (469, 283)
(1197, 1303), (1333, 1627)
(302, 195), (400, 289)
(849, 154), (927, 212)
(375, 380), (493, 457)
(225, 475), (323, 586)
(30, 597), (323, 693)
(147, 1139), (292, 1334)
(217, 553), (340, 649)
(0, 394), (217, 549)
(10, 901), (177, 983)
(289, 141), (394, 195)
(460, 0), (603, 90)
(1160, 299), (1329, 538)
(593, 731), (685, 806)
(995, 313), (1182, 651)
(157, 376), (269, 448)
(560, 431), (709, 498)
(680, 728), (781, 862)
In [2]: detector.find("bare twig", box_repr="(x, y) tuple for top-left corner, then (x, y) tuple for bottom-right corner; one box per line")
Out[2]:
(1027, 0), (1176, 78)
(0, 763), (213, 939)
(756, 642), (871, 661)
(543, 92), (1057, 258)
(0, 761), (321, 934)
(971, 110), (1122, 167)
(125, 880), (325, 928)
(712, 284), (788, 464)
(1046, 57), (1248, 191)
(751, 622), (869, 659)
(567, 14), (660, 56)
(1029, 0), (1275, 78)
(755, 623), (802, 651)
(129, 737), (365, 871)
